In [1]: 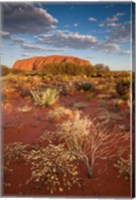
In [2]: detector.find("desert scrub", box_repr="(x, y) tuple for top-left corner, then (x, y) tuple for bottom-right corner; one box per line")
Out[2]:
(4, 142), (28, 165)
(56, 112), (130, 178)
(116, 77), (130, 100)
(4, 142), (80, 194)
(30, 88), (59, 107)
(48, 106), (73, 119)
(57, 111), (92, 143)
(113, 156), (131, 180)
(26, 143), (80, 193)
(75, 82), (94, 92)
(87, 123), (129, 177)
(56, 111), (93, 177)
(86, 91), (95, 100)
(1, 65), (11, 76)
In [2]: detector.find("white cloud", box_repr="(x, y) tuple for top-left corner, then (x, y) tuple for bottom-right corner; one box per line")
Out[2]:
(99, 13), (125, 28)
(21, 43), (44, 51)
(73, 23), (79, 27)
(36, 30), (97, 49)
(99, 23), (105, 27)
(21, 52), (30, 57)
(106, 21), (130, 43)
(3, 3), (58, 34)
(1, 31), (25, 45)
(94, 41), (120, 53)
(119, 50), (130, 55)
(0, 31), (11, 39)
(106, 12), (124, 23)
(102, 42), (120, 51)
(35, 30), (125, 54)
(107, 22), (121, 27)
(12, 35), (25, 44)
(88, 17), (97, 22)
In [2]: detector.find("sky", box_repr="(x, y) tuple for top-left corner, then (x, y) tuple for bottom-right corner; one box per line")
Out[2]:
(0, 2), (133, 70)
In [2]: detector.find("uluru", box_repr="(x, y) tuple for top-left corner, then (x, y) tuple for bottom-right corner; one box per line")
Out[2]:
(12, 55), (91, 71)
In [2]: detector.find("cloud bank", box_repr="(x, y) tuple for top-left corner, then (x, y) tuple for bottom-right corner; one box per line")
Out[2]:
(36, 30), (97, 49)
(2, 3), (58, 34)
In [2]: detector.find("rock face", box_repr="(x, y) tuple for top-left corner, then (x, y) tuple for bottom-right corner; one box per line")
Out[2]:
(12, 55), (91, 71)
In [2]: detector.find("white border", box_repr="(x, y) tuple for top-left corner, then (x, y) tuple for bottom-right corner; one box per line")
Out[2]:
(0, 0), (135, 199)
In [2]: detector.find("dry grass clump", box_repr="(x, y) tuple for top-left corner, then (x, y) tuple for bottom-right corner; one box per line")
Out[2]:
(57, 111), (92, 144)
(30, 88), (59, 107)
(55, 112), (93, 177)
(87, 123), (129, 176)
(48, 106), (73, 119)
(17, 105), (32, 112)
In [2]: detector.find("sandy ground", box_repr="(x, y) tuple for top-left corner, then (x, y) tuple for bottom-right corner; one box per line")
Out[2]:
(2, 91), (131, 197)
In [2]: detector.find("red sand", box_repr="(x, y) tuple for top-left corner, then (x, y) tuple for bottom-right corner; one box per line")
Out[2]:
(2, 93), (131, 197)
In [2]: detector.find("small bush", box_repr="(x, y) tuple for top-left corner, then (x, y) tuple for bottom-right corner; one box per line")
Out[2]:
(11, 68), (26, 75)
(80, 82), (93, 92)
(55, 112), (129, 178)
(74, 82), (94, 92)
(56, 111), (93, 177)
(43, 62), (94, 76)
(1, 65), (11, 76)
(26, 143), (80, 193)
(4, 142), (28, 163)
(113, 156), (131, 180)
(57, 111), (92, 145)
(4, 142), (80, 194)
(30, 88), (59, 107)
(116, 78), (130, 100)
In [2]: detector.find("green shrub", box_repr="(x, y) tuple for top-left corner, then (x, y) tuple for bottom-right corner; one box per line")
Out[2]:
(43, 62), (94, 76)
(116, 78), (130, 100)
(30, 88), (59, 107)
(80, 82), (93, 91)
(1, 65), (11, 76)
(24, 70), (38, 76)
(11, 68), (26, 75)
(75, 82), (94, 92)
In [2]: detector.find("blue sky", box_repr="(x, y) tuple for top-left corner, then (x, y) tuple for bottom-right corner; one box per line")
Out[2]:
(1, 2), (133, 70)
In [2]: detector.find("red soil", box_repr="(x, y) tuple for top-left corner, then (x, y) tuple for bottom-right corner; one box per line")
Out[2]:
(2, 93), (131, 197)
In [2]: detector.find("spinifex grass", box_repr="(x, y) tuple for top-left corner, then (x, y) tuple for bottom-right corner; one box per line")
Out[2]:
(30, 88), (59, 107)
